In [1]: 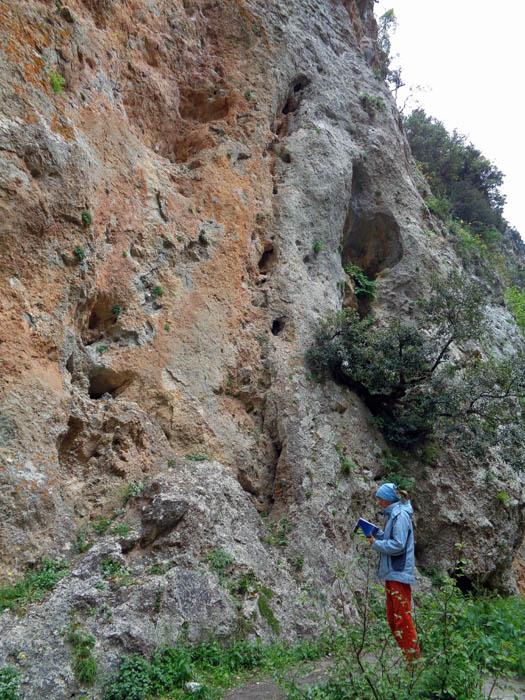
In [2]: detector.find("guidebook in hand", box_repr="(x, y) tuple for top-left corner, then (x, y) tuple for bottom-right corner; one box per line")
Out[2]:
(353, 518), (379, 537)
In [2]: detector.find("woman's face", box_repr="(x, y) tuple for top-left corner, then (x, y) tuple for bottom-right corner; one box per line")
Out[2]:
(377, 497), (393, 509)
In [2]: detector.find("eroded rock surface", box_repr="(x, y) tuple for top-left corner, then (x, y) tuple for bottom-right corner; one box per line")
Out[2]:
(0, 0), (523, 696)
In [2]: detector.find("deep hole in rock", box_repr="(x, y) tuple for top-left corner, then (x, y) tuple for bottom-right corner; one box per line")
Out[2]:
(88, 367), (134, 400)
(82, 294), (123, 345)
(282, 77), (309, 115)
(179, 88), (232, 123)
(258, 248), (275, 274)
(66, 354), (74, 374)
(341, 163), (403, 298)
(271, 317), (286, 335)
(58, 416), (84, 459)
(450, 565), (477, 594)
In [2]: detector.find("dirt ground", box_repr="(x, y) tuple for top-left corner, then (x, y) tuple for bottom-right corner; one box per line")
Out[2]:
(223, 658), (525, 700)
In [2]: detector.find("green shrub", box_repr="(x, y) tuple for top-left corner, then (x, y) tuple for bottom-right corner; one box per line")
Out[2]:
(122, 480), (143, 504)
(359, 93), (385, 117)
(0, 558), (69, 614)
(100, 557), (128, 579)
(205, 549), (235, 584)
(81, 209), (92, 226)
(424, 196), (450, 220)
(404, 109), (506, 236)
(496, 490), (509, 505)
(75, 527), (91, 553)
(313, 241), (323, 253)
(308, 271), (525, 466)
(103, 654), (153, 700)
(283, 554), (524, 700)
(111, 304), (122, 317)
(0, 666), (21, 700)
(185, 453), (207, 461)
(68, 621), (97, 686)
(152, 285), (163, 297)
(344, 263), (376, 298)
(258, 593), (279, 634)
(505, 286), (525, 335)
(92, 518), (112, 535)
(49, 71), (65, 94)
(111, 523), (130, 537)
(149, 646), (192, 692)
(73, 245), (85, 262)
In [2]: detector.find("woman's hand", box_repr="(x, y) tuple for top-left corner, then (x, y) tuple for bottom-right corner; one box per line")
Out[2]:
(367, 534), (375, 545)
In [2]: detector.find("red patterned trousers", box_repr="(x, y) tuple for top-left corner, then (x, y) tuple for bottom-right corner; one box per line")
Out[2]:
(385, 580), (421, 661)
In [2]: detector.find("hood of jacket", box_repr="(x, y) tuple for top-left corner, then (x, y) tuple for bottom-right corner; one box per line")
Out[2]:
(383, 500), (413, 519)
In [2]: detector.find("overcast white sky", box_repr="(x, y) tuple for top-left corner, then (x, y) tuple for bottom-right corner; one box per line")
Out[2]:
(374, 0), (524, 238)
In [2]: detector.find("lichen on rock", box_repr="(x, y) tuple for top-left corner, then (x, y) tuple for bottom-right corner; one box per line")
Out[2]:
(0, 0), (523, 697)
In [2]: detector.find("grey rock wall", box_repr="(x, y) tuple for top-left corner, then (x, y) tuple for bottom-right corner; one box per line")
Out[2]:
(0, 0), (523, 697)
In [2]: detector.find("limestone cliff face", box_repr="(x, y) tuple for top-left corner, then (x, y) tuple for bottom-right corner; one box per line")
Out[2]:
(0, 0), (523, 695)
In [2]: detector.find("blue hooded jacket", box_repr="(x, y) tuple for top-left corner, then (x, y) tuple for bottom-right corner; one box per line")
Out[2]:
(372, 500), (415, 584)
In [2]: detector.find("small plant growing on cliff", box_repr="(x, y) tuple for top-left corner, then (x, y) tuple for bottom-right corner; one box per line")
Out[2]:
(73, 245), (86, 262)
(122, 480), (143, 504)
(92, 518), (111, 535)
(185, 453), (207, 461)
(111, 304), (122, 317)
(496, 490), (510, 505)
(49, 70), (65, 94)
(244, 89), (252, 101)
(111, 523), (130, 537)
(312, 241), (323, 253)
(81, 209), (92, 226)
(68, 620), (97, 686)
(152, 285), (163, 297)
(505, 286), (525, 336)
(0, 666), (21, 700)
(257, 592), (279, 634)
(75, 527), (91, 552)
(101, 557), (128, 579)
(359, 92), (385, 117)
(205, 548), (235, 584)
(344, 263), (376, 298)
(0, 558), (69, 614)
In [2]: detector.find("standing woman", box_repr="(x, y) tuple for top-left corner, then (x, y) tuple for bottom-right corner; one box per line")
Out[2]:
(368, 482), (421, 661)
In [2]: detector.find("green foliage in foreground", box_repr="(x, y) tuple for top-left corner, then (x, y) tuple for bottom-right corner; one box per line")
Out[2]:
(99, 573), (525, 700)
(0, 558), (69, 614)
(103, 637), (332, 700)
(283, 556), (525, 700)
(308, 271), (525, 468)
(0, 666), (21, 700)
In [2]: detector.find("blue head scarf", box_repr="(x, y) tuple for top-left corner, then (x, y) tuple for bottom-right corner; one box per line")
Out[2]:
(375, 483), (399, 502)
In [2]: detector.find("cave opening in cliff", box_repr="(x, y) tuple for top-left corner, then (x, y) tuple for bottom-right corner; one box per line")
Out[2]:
(258, 247), (275, 274)
(341, 163), (403, 288)
(273, 76), (311, 136)
(88, 367), (134, 400)
(271, 317), (286, 335)
(450, 564), (478, 594)
(282, 77), (310, 115)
